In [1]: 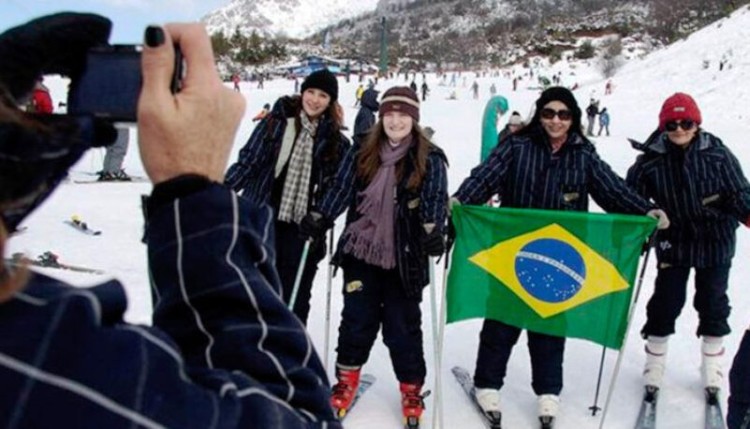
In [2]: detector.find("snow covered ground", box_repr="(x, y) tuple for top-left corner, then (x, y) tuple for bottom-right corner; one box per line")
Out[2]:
(9, 5), (750, 428)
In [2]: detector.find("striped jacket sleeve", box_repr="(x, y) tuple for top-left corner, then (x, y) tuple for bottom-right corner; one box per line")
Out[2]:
(719, 146), (750, 222)
(317, 143), (358, 221)
(421, 151), (448, 230)
(454, 140), (512, 205)
(148, 184), (340, 428)
(224, 116), (280, 192)
(588, 149), (652, 214)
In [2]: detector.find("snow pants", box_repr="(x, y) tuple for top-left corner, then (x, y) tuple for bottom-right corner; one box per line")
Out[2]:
(473, 319), (565, 395)
(728, 329), (750, 429)
(102, 127), (129, 174)
(276, 220), (326, 325)
(641, 265), (731, 338)
(335, 255), (426, 384)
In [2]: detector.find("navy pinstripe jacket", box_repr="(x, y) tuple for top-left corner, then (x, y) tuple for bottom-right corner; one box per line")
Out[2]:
(317, 140), (448, 296)
(224, 96), (350, 212)
(455, 128), (653, 215)
(627, 130), (750, 267)
(0, 185), (340, 428)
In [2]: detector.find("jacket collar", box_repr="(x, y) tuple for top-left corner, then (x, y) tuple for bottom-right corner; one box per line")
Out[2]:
(638, 129), (711, 155)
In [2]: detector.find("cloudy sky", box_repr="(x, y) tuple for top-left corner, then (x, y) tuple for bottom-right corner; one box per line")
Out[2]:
(1, 0), (228, 43)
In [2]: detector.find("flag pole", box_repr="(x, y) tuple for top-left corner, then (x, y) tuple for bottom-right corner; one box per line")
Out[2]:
(597, 233), (656, 429)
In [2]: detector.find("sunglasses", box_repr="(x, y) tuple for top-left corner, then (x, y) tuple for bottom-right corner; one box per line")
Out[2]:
(540, 108), (573, 121)
(665, 120), (696, 131)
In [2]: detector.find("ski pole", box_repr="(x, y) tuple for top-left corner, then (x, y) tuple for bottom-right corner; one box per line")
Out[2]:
(288, 240), (311, 311)
(588, 346), (607, 416)
(598, 233), (656, 429)
(322, 227), (335, 373)
(431, 251), (451, 429)
(428, 257), (442, 429)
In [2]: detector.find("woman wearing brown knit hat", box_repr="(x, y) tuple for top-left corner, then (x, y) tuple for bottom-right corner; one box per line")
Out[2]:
(225, 69), (350, 325)
(627, 92), (750, 401)
(300, 86), (449, 426)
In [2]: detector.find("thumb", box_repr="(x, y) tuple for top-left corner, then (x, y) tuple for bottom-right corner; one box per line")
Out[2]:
(139, 25), (174, 103)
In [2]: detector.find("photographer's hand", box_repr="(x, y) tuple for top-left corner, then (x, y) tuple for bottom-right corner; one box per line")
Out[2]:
(138, 24), (245, 184)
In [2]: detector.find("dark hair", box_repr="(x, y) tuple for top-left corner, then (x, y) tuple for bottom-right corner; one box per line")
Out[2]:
(516, 86), (583, 138)
(357, 121), (433, 192)
(284, 95), (345, 163)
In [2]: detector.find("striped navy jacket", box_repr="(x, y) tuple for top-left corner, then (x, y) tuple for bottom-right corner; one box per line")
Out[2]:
(627, 130), (750, 267)
(224, 96), (350, 211)
(317, 140), (448, 296)
(0, 185), (340, 429)
(455, 128), (653, 215)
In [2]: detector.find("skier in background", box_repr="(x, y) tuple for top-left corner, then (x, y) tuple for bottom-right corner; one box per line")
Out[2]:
(585, 99), (599, 136)
(421, 81), (429, 101)
(299, 87), (447, 426)
(225, 69), (350, 325)
(597, 107), (610, 136)
(626, 93), (750, 401)
(471, 80), (479, 99)
(27, 77), (53, 113)
(353, 87), (379, 144)
(98, 126), (131, 181)
(353, 83), (364, 107)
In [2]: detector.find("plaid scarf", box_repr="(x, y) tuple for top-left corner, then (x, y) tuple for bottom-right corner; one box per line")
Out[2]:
(278, 114), (317, 224)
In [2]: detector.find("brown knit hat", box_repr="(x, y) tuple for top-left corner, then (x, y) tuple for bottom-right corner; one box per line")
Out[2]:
(379, 86), (420, 122)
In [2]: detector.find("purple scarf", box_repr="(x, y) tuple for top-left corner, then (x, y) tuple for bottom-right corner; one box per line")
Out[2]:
(342, 136), (413, 269)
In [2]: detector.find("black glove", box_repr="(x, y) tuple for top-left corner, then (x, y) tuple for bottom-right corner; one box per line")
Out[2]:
(0, 13), (115, 232)
(299, 212), (331, 241)
(421, 226), (445, 257)
(445, 216), (457, 253)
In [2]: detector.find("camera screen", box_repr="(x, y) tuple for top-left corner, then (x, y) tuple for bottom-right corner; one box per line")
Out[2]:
(68, 46), (142, 122)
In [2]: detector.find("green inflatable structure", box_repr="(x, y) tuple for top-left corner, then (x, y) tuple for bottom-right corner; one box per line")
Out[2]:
(481, 95), (509, 162)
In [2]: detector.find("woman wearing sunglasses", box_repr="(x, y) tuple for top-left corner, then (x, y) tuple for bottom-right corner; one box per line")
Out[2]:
(451, 87), (667, 425)
(627, 93), (750, 399)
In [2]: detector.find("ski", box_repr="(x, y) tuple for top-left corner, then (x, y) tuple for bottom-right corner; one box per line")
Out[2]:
(634, 386), (658, 429)
(65, 218), (101, 236)
(72, 177), (149, 184)
(705, 387), (726, 429)
(451, 366), (502, 429)
(336, 373), (376, 421)
(6, 252), (105, 275)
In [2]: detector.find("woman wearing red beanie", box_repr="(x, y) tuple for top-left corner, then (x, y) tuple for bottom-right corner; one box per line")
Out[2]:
(627, 92), (750, 403)
(299, 86), (448, 425)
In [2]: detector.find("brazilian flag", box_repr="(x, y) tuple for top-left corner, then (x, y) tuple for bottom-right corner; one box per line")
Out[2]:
(447, 205), (656, 349)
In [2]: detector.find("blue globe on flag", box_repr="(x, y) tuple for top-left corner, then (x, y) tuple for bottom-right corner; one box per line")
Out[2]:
(515, 238), (586, 303)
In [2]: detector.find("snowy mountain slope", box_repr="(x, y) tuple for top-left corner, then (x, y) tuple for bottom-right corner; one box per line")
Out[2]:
(11, 5), (750, 429)
(202, 0), (378, 38)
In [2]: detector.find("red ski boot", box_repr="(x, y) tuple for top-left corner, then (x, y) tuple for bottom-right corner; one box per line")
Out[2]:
(400, 382), (426, 428)
(330, 365), (361, 419)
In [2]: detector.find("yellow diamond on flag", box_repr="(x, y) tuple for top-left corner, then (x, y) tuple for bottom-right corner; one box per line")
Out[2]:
(469, 223), (629, 318)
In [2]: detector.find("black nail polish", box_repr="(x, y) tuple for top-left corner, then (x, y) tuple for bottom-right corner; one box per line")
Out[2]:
(144, 26), (164, 48)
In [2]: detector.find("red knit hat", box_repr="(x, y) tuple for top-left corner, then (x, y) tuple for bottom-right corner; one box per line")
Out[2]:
(379, 86), (420, 122)
(659, 92), (702, 131)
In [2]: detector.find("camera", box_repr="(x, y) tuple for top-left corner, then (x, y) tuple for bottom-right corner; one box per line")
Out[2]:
(67, 44), (182, 123)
